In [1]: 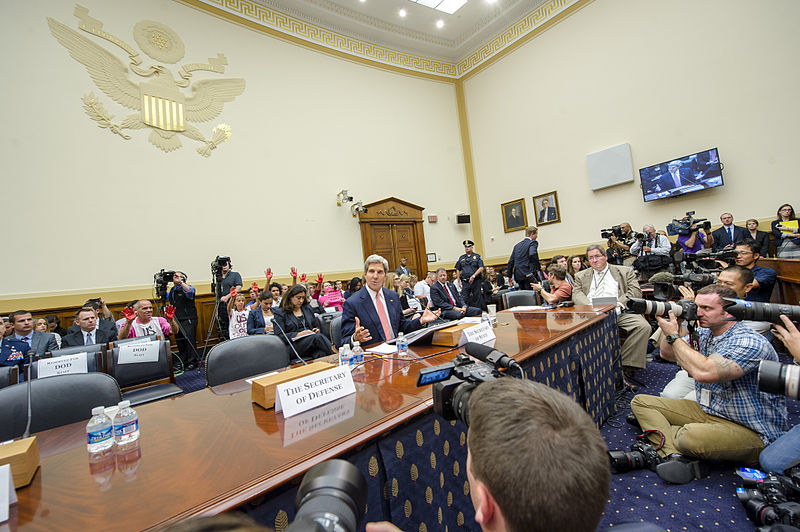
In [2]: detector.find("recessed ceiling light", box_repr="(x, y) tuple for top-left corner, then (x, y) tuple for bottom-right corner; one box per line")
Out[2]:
(487, 0), (498, 4)
(359, 0), (366, 3)
(399, 8), (407, 17)
(436, 19), (444, 28)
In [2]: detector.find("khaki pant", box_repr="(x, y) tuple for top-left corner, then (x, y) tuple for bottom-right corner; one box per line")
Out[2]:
(618, 312), (650, 369)
(631, 394), (764, 465)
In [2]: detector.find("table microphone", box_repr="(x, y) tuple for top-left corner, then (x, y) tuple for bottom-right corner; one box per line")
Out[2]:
(272, 317), (308, 366)
(22, 352), (39, 439)
(464, 342), (522, 373)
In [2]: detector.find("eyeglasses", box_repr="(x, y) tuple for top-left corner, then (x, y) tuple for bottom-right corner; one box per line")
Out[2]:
(587, 255), (604, 261)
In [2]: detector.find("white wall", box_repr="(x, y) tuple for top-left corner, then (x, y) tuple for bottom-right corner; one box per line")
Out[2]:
(0, 0), (469, 298)
(463, 0), (800, 260)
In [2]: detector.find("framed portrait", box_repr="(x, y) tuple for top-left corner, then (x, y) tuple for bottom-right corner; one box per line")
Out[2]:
(501, 198), (528, 233)
(426, 253), (437, 262)
(533, 191), (560, 226)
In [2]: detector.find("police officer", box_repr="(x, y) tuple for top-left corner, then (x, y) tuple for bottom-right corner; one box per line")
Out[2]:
(455, 239), (486, 310)
(168, 271), (200, 370)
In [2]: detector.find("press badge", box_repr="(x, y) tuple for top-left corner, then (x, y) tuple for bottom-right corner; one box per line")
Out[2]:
(700, 388), (711, 407)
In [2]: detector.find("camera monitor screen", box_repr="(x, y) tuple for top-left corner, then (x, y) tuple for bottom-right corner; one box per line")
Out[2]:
(639, 147), (723, 202)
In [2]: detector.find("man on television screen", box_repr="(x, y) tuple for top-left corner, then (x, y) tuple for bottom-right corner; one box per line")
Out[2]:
(656, 160), (696, 192)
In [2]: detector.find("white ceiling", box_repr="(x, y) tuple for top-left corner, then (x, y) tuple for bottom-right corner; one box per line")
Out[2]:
(254, 0), (548, 61)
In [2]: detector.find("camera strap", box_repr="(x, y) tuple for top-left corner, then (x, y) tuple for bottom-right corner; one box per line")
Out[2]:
(636, 430), (665, 452)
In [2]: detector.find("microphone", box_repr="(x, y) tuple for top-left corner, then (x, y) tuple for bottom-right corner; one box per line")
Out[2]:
(464, 342), (521, 373)
(272, 313), (308, 366)
(22, 351), (39, 439)
(648, 271), (675, 284)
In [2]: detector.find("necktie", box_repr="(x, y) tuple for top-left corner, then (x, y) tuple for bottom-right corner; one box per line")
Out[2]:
(727, 227), (733, 243)
(85, 332), (93, 345)
(444, 283), (455, 305)
(375, 291), (394, 341)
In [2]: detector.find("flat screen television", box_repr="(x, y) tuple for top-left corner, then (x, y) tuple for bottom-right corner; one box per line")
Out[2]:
(639, 147), (723, 202)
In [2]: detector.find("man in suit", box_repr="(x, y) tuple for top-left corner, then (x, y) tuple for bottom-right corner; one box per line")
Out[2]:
(572, 245), (650, 387)
(538, 198), (557, 223)
(711, 212), (748, 251)
(656, 160), (697, 192)
(341, 254), (440, 347)
(507, 226), (541, 290)
(430, 268), (482, 321)
(8, 310), (58, 356)
(506, 206), (524, 228)
(66, 298), (118, 339)
(61, 307), (117, 347)
(394, 257), (411, 276)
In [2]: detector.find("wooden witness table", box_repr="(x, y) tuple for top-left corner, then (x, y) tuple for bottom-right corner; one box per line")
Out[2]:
(11, 305), (619, 531)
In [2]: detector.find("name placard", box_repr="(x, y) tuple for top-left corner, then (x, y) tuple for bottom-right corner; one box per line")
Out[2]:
(118, 340), (159, 365)
(0, 463), (16, 524)
(37, 353), (88, 378)
(280, 394), (356, 446)
(275, 366), (356, 418)
(459, 322), (496, 346)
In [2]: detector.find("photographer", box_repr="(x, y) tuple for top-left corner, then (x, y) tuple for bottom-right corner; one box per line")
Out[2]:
(625, 284), (787, 483)
(735, 239), (777, 303)
(630, 225), (672, 279)
(217, 258), (242, 340)
(676, 220), (713, 253)
(168, 272), (199, 370)
(760, 315), (800, 473)
(607, 222), (636, 266)
(367, 378), (610, 532)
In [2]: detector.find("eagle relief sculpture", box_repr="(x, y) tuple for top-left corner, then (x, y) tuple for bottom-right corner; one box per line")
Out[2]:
(48, 5), (246, 157)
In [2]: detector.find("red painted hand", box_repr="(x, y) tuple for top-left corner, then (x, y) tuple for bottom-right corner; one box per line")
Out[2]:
(230, 287), (237, 298)
(300, 273), (308, 283)
(165, 305), (176, 320)
(265, 268), (273, 280)
(290, 267), (297, 278)
(122, 306), (136, 322)
(317, 273), (324, 285)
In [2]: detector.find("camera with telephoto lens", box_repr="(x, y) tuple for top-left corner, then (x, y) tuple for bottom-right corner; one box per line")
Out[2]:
(722, 298), (800, 324)
(153, 269), (176, 301)
(758, 360), (800, 400)
(600, 225), (624, 240)
(649, 271), (717, 301)
(284, 459), (367, 532)
(736, 469), (800, 527)
(608, 439), (664, 474)
(626, 297), (699, 321)
(415, 353), (500, 425)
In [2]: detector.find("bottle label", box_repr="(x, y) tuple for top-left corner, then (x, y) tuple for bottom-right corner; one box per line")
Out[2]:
(113, 419), (139, 437)
(88, 426), (112, 444)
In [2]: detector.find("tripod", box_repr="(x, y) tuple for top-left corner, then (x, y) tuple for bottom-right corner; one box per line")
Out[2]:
(200, 270), (225, 366)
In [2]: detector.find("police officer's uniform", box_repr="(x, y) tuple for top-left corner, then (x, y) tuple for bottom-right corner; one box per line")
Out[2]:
(455, 240), (485, 309)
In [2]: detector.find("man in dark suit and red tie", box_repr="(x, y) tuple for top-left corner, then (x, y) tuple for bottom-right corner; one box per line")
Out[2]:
(538, 198), (557, 223)
(429, 268), (483, 321)
(341, 255), (440, 347)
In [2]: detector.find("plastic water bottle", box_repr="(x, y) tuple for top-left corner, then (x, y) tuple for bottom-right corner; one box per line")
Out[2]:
(339, 344), (351, 366)
(86, 406), (114, 453)
(113, 400), (139, 445)
(351, 341), (363, 366)
(397, 332), (408, 358)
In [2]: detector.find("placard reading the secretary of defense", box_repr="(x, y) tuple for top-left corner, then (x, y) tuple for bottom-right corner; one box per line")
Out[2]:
(275, 366), (356, 418)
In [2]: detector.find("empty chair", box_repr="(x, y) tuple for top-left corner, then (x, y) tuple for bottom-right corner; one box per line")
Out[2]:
(317, 311), (342, 343)
(502, 290), (541, 308)
(0, 373), (122, 441)
(47, 343), (106, 358)
(330, 316), (343, 348)
(106, 339), (182, 406)
(205, 335), (290, 387)
(0, 366), (19, 389)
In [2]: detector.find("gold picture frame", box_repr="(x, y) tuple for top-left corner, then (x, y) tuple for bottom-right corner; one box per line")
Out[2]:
(501, 198), (528, 233)
(533, 190), (560, 226)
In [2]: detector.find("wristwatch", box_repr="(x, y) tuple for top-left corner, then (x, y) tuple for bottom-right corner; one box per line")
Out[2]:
(665, 334), (681, 345)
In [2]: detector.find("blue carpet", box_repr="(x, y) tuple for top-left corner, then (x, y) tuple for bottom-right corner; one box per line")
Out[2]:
(175, 365), (206, 393)
(599, 352), (799, 531)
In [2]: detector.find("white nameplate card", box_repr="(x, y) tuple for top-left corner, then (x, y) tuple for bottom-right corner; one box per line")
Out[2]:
(118, 340), (160, 364)
(459, 322), (496, 346)
(37, 353), (88, 378)
(280, 394), (356, 446)
(0, 464), (16, 524)
(275, 366), (356, 418)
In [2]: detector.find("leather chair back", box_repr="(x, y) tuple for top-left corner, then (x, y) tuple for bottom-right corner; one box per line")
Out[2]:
(0, 366), (18, 389)
(205, 335), (290, 387)
(502, 290), (541, 308)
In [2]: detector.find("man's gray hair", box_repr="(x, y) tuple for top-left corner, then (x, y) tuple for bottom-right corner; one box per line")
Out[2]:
(364, 254), (388, 274)
(586, 244), (605, 255)
(642, 224), (655, 231)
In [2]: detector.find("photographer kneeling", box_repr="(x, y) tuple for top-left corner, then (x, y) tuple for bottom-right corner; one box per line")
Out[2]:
(368, 378), (610, 532)
(617, 284), (787, 484)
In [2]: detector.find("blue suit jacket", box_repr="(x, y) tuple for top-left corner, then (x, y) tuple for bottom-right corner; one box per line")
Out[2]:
(711, 225), (748, 251)
(340, 288), (422, 347)
(246, 309), (273, 335)
(429, 281), (465, 312)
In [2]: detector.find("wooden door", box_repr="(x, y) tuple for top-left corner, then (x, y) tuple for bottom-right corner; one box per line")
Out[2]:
(359, 198), (428, 277)
(367, 223), (419, 275)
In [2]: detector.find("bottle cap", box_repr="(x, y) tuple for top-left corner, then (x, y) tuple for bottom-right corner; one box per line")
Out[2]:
(353, 341), (360, 346)
(342, 344), (350, 350)
(118, 400), (131, 408)
(92, 406), (105, 415)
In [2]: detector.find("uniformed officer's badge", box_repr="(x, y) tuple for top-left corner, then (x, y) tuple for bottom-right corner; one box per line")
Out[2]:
(48, 6), (245, 156)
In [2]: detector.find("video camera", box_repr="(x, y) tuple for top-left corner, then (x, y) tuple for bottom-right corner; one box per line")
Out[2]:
(736, 467), (800, 527)
(284, 459), (367, 532)
(667, 211), (711, 236)
(600, 225), (624, 240)
(648, 271), (716, 301)
(674, 248), (738, 276)
(153, 269), (176, 302)
(210, 256), (230, 296)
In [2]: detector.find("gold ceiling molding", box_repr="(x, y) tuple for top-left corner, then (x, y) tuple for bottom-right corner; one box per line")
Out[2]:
(189, 0), (582, 79)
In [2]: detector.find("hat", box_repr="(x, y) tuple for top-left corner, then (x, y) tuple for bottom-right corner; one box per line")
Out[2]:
(463, 240), (474, 247)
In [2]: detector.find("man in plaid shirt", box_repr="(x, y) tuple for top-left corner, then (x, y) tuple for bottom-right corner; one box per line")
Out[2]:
(629, 284), (787, 483)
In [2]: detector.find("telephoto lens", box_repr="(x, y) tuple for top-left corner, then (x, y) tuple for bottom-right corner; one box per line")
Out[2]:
(608, 441), (663, 474)
(285, 459), (367, 532)
(758, 360), (800, 400)
(722, 298), (800, 324)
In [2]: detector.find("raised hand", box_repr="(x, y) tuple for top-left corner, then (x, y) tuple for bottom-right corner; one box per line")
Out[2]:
(353, 316), (372, 344)
(291, 267), (297, 278)
(317, 273), (324, 285)
(251, 282), (259, 292)
(122, 306), (136, 322)
(300, 273), (308, 283)
(265, 268), (273, 280)
(230, 287), (237, 298)
(165, 304), (176, 320)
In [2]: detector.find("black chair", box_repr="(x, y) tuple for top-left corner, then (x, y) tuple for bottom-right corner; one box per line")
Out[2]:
(0, 366), (19, 389)
(330, 316), (343, 347)
(106, 339), (182, 406)
(205, 335), (290, 387)
(32, 351), (102, 379)
(317, 311), (342, 342)
(502, 290), (541, 308)
(0, 373), (122, 441)
(47, 343), (106, 358)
